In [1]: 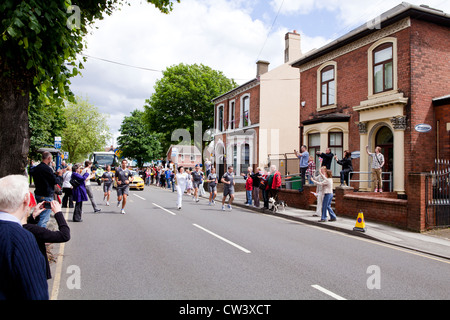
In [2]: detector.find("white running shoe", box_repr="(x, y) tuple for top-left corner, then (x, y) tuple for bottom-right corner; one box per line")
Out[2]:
(121, 209), (125, 214)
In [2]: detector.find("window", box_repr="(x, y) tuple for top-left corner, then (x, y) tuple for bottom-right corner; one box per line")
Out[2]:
(229, 101), (235, 130)
(329, 132), (343, 177)
(218, 105), (224, 132)
(373, 43), (393, 94)
(308, 133), (320, 171)
(242, 96), (250, 127)
(321, 66), (335, 107)
(240, 143), (250, 174)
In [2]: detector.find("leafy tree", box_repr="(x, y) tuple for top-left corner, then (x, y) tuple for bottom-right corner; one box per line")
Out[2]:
(117, 109), (163, 167)
(28, 98), (67, 161)
(0, 0), (178, 178)
(143, 63), (237, 153)
(62, 96), (111, 164)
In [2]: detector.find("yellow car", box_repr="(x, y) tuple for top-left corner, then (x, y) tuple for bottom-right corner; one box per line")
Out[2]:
(129, 171), (145, 190)
(113, 170), (145, 190)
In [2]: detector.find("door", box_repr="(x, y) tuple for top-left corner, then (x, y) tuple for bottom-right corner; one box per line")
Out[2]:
(375, 126), (393, 191)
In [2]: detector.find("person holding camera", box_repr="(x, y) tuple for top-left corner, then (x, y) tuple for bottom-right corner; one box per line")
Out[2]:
(366, 145), (385, 192)
(335, 150), (353, 187)
(23, 200), (70, 279)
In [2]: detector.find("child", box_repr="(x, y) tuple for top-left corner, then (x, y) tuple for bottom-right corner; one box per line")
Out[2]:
(307, 156), (316, 184)
(245, 173), (253, 206)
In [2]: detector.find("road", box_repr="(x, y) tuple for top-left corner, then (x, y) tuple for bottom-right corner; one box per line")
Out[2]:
(49, 185), (450, 301)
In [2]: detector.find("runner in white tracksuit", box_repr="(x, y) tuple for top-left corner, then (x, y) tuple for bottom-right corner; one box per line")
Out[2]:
(175, 166), (189, 209)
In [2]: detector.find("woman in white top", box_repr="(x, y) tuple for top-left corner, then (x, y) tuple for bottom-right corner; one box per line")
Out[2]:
(312, 165), (326, 217)
(62, 165), (73, 208)
(311, 167), (337, 222)
(175, 166), (189, 210)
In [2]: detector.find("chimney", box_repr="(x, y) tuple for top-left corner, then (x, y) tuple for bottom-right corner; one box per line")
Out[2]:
(256, 60), (270, 77)
(284, 30), (302, 63)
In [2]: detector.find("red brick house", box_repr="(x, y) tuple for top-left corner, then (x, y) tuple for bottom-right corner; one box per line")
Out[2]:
(290, 3), (450, 231)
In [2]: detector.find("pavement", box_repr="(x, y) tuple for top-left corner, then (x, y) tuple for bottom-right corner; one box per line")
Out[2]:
(201, 190), (450, 261)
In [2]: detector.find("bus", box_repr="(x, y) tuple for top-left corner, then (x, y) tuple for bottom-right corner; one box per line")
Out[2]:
(90, 151), (118, 185)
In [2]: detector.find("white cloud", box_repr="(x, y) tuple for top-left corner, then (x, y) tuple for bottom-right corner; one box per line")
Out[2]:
(271, 0), (450, 29)
(70, 0), (283, 142)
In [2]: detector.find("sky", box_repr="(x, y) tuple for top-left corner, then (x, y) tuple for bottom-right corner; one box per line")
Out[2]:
(69, 0), (450, 146)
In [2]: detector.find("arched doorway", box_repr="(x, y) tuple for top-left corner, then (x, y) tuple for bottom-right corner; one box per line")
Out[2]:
(215, 144), (225, 181)
(375, 126), (393, 191)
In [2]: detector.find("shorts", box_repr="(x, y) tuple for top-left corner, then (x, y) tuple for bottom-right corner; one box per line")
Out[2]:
(209, 184), (217, 193)
(103, 183), (112, 193)
(117, 185), (129, 197)
(193, 180), (202, 189)
(223, 187), (234, 197)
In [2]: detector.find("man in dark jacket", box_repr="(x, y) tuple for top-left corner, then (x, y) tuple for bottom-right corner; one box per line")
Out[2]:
(316, 148), (334, 170)
(31, 151), (57, 228)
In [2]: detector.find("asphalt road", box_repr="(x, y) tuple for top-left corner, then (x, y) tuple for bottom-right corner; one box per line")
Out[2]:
(49, 185), (450, 300)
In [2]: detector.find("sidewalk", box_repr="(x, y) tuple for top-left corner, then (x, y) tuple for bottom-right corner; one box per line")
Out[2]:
(204, 190), (450, 260)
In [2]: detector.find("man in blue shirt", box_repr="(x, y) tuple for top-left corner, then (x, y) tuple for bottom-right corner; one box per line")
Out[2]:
(295, 145), (309, 192)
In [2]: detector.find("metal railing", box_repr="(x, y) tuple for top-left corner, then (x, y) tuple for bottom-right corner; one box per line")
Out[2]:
(425, 159), (450, 227)
(348, 171), (393, 192)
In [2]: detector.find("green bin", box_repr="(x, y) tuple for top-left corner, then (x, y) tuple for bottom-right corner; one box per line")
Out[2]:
(287, 176), (302, 190)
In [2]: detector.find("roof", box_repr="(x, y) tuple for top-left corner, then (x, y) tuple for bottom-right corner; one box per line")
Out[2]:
(211, 78), (259, 103)
(167, 145), (202, 156)
(433, 94), (450, 106)
(291, 2), (450, 69)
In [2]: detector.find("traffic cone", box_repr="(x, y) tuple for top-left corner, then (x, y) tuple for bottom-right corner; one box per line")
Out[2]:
(353, 211), (367, 232)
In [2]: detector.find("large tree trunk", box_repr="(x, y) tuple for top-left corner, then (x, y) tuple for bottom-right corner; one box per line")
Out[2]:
(0, 75), (30, 178)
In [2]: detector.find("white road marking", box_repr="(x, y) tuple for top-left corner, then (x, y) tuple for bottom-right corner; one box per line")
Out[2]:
(311, 285), (347, 300)
(152, 203), (177, 216)
(193, 224), (251, 254)
(50, 207), (70, 300)
(133, 194), (146, 201)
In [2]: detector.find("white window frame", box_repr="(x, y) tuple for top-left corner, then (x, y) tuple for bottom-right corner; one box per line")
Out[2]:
(317, 61), (337, 111)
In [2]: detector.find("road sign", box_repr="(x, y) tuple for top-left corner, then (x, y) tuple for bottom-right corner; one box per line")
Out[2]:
(55, 137), (62, 149)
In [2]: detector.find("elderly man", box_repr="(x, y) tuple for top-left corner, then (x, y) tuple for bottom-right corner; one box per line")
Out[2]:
(0, 175), (48, 300)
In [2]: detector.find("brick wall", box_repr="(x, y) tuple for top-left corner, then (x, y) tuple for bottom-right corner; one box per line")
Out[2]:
(435, 104), (450, 159)
(408, 19), (450, 172)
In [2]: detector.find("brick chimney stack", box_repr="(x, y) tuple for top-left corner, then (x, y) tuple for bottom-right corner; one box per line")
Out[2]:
(256, 60), (270, 77)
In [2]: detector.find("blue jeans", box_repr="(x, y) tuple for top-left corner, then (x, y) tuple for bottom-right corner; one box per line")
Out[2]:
(35, 195), (53, 228)
(321, 193), (336, 221)
(246, 190), (252, 205)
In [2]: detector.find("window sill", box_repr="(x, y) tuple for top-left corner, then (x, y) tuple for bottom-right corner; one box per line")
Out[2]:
(317, 104), (337, 112)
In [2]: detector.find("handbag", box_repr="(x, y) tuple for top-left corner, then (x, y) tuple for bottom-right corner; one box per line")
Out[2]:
(69, 178), (81, 188)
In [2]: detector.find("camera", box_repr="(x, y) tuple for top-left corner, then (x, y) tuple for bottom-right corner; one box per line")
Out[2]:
(44, 201), (52, 209)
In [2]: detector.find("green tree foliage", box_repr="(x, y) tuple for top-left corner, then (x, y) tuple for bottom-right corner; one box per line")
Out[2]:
(143, 63), (237, 152)
(28, 99), (67, 161)
(62, 96), (111, 164)
(0, 0), (178, 177)
(117, 109), (163, 167)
